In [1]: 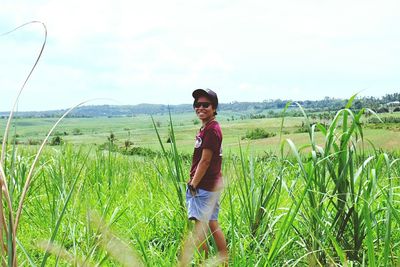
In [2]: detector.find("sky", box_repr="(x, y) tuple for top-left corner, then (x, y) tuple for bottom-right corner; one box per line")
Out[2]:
(0, 0), (399, 111)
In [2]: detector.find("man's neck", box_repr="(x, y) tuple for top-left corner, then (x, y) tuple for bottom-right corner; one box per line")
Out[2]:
(201, 117), (215, 128)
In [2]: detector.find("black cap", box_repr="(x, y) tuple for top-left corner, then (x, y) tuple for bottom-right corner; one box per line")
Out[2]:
(192, 88), (218, 109)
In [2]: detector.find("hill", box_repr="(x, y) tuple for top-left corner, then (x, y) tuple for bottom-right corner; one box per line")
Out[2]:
(0, 93), (399, 118)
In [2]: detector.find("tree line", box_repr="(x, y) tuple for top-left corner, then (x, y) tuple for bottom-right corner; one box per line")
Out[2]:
(0, 93), (398, 118)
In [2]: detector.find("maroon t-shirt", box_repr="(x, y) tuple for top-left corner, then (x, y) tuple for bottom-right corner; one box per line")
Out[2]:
(190, 120), (223, 191)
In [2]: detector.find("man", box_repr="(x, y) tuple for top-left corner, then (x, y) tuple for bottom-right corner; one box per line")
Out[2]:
(185, 88), (228, 265)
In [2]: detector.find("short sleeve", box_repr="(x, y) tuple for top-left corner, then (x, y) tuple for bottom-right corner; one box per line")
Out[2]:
(202, 129), (220, 153)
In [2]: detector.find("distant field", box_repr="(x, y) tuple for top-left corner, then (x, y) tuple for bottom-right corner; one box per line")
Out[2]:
(1, 111), (399, 155)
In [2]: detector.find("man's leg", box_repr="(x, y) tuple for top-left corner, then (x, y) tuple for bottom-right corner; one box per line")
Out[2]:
(194, 220), (209, 258)
(179, 220), (208, 267)
(209, 220), (228, 264)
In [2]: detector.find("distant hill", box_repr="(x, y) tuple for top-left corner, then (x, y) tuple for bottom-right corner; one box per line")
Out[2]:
(0, 93), (398, 118)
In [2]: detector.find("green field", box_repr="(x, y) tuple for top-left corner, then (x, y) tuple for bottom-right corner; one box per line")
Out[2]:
(0, 109), (399, 266)
(2, 111), (400, 154)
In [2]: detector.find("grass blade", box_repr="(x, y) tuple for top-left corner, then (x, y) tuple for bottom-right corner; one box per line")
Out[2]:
(40, 149), (90, 266)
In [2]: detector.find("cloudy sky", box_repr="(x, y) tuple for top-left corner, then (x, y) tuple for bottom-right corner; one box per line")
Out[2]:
(1, 0), (399, 111)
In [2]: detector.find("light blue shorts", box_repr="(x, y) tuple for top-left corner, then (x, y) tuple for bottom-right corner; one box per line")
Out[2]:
(186, 186), (221, 222)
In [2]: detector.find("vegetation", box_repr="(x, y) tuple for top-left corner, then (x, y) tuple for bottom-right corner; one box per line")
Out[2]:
(2, 21), (399, 266)
(368, 116), (400, 124)
(1, 93), (399, 118)
(72, 128), (83, 135)
(1, 111), (400, 155)
(49, 135), (62, 146)
(0, 98), (398, 266)
(242, 128), (276, 140)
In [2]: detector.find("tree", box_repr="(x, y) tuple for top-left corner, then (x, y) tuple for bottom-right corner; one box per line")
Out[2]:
(107, 132), (116, 144)
(50, 136), (62, 146)
(124, 140), (134, 150)
(377, 107), (389, 113)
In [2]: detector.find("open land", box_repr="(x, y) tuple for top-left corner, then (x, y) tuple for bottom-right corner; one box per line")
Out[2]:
(2, 111), (400, 154)
(0, 109), (399, 266)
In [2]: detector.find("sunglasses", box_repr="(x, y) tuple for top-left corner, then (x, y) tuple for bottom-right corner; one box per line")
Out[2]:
(193, 102), (211, 108)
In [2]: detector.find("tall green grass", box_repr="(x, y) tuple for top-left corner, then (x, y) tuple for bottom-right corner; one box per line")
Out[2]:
(0, 124), (397, 266)
(212, 97), (399, 266)
(151, 112), (188, 216)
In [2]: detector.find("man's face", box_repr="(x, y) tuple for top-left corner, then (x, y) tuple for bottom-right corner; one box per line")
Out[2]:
(194, 96), (215, 121)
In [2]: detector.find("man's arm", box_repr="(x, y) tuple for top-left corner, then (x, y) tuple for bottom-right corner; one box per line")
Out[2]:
(190, 148), (213, 188)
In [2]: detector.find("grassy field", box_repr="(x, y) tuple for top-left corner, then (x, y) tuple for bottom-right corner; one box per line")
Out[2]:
(0, 108), (399, 266)
(2, 111), (400, 154)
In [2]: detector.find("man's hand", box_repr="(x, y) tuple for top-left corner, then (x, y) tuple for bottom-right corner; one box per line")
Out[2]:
(187, 183), (197, 196)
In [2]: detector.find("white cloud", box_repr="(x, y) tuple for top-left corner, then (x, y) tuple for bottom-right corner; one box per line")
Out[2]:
(1, 0), (399, 110)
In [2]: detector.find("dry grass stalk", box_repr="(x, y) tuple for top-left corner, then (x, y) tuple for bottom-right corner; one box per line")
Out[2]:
(14, 100), (91, 233)
(89, 212), (144, 267)
(1, 21), (47, 166)
(0, 188), (6, 267)
(37, 241), (93, 267)
(0, 21), (47, 266)
(1, 22), (104, 266)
